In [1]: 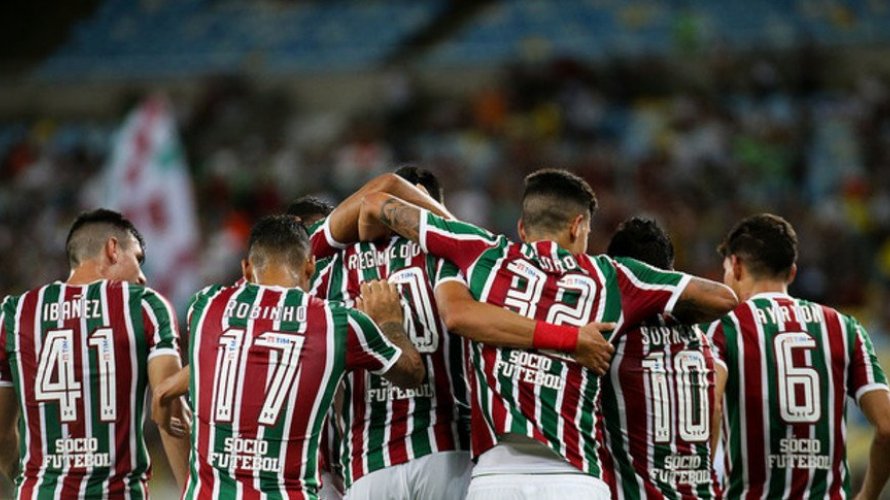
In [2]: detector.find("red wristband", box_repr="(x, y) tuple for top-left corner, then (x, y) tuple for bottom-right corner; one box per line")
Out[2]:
(532, 321), (579, 352)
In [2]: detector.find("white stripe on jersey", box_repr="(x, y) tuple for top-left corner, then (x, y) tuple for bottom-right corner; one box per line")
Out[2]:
(76, 285), (93, 499)
(98, 284), (114, 498)
(751, 302), (770, 500)
(121, 284), (142, 479)
(50, 284), (68, 500)
(301, 291), (335, 490)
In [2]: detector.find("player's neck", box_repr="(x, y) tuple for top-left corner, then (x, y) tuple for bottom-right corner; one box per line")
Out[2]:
(523, 231), (575, 253)
(739, 279), (789, 302)
(254, 266), (303, 290)
(66, 262), (106, 285)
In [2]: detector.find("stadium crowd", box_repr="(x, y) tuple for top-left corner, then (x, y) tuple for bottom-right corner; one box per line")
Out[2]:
(2, 51), (890, 336)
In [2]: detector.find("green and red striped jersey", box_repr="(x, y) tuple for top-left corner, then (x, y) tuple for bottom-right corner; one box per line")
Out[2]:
(310, 236), (469, 487)
(708, 292), (889, 499)
(415, 210), (692, 479)
(183, 283), (402, 499)
(0, 280), (180, 499)
(600, 316), (719, 499)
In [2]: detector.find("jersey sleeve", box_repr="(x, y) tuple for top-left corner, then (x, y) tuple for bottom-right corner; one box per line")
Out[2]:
(0, 298), (12, 388)
(344, 308), (402, 375)
(432, 258), (468, 290)
(309, 256), (335, 299)
(847, 318), (889, 403)
(704, 319), (728, 372)
(613, 256), (692, 328)
(141, 287), (182, 361)
(310, 217), (347, 260)
(418, 210), (500, 272)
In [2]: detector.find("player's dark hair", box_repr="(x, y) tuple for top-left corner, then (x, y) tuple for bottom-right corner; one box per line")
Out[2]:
(286, 196), (334, 226)
(521, 169), (597, 233)
(607, 217), (674, 270)
(718, 213), (798, 279)
(66, 208), (145, 268)
(247, 215), (310, 271)
(394, 164), (444, 203)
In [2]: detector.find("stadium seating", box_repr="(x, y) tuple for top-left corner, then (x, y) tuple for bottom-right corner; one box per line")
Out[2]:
(36, 0), (445, 80)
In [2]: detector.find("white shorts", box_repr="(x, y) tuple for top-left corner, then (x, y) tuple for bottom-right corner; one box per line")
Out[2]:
(466, 473), (611, 500)
(345, 451), (472, 500)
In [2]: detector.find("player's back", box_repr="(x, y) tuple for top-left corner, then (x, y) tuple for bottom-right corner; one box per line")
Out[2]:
(458, 238), (690, 477)
(600, 315), (719, 499)
(184, 282), (401, 499)
(311, 236), (468, 486)
(0, 280), (179, 499)
(709, 292), (887, 499)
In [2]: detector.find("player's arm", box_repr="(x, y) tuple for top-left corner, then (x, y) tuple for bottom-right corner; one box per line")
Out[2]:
(360, 193), (498, 272)
(671, 277), (737, 325)
(435, 280), (615, 375)
(324, 173), (453, 247)
(148, 357), (191, 490)
(355, 280), (425, 388)
(855, 389), (890, 500)
(0, 387), (18, 481)
(142, 289), (191, 490)
(711, 364), (727, 459)
(151, 366), (190, 433)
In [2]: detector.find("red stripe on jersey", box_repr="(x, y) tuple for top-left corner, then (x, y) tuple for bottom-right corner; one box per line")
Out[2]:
(429, 350), (457, 452)
(193, 286), (239, 497)
(110, 283), (136, 490)
(60, 286), (88, 496)
(736, 303), (766, 500)
(822, 306), (847, 499)
(349, 370), (367, 483)
(17, 289), (41, 499)
(282, 299), (333, 490)
(561, 364), (583, 466)
(386, 398), (410, 465)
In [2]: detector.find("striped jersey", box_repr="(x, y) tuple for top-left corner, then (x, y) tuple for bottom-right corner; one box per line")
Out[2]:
(600, 315), (720, 499)
(0, 280), (180, 499)
(310, 236), (469, 486)
(708, 292), (889, 499)
(183, 283), (402, 499)
(416, 210), (693, 478)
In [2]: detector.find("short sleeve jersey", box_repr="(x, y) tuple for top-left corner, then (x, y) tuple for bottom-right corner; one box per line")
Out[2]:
(183, 283), (402, 499)
(309, 235), (470, 486)
(0, 280), (180, 499)
(416, 210), (692, 479)
(708, 292), (889, 499)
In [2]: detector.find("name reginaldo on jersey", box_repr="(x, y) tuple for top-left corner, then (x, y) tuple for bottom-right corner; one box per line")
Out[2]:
(184, 283), (402, 499)
(310, 235), (469, 487)
(708, 292), (889, 499)
(600, 316), (719, 499)
(416, 210), (692, 478)
(0, 280), (180, 499)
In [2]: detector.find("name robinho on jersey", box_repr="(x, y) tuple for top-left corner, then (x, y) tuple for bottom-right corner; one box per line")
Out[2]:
(223, 299), (307, 322)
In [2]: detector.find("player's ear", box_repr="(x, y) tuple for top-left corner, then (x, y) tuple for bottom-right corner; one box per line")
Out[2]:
(517, 218), (528, 242)
(302, 255), (316, 283)
(241, 259), (254, 283)
(786, 263), (798, 285)
(105, 237), (119, 265)
(731, 255), (744, 282)
(569, 214), (585, 241)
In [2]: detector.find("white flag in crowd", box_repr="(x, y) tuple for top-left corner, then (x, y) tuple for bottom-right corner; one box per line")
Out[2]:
(102, 94), (199, 312)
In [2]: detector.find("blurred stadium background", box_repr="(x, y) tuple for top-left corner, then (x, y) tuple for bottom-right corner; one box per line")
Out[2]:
(3, 0), (890, 497)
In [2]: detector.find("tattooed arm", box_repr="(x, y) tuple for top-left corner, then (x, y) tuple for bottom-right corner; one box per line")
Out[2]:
(671, 277), (738, 324)
(359, 192), (423, 243)
(326, 173), (451, 245)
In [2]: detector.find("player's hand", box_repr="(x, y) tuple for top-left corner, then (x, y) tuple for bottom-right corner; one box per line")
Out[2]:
(574, 322), (616, 375)
(356, 280), (404, 326)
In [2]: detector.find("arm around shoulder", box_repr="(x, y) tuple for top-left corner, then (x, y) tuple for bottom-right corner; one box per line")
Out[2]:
(672, 277), (738, 324)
